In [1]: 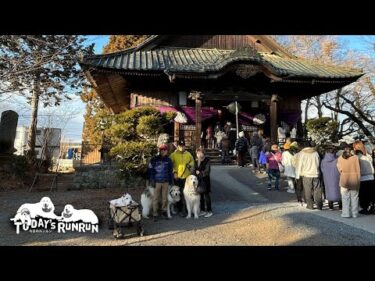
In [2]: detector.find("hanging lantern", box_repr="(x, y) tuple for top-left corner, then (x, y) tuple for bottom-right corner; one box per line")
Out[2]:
(227, 102), (242, 114)
(253, 114), (266, 125)
(174, 111), (188, 124)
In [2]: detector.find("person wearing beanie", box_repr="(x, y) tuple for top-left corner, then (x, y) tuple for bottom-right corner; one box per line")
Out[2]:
(282, 142), (296, 193)
(235, 131), (249, 167)
(148, 144), (174, 221)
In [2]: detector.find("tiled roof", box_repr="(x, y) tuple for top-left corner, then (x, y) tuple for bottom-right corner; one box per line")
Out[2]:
(81, 47), (363, 80)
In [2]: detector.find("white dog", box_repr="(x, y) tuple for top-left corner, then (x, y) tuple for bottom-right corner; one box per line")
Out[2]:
(183, 175), (200, 219)
(141, 185), (181, 219)
(110, 193), (134, 207)
(60, 204), (98, 224)
(10, 197), (59, 226)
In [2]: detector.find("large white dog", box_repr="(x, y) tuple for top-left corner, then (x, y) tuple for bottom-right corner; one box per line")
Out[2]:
(60, 204), (98, 224)
(109, 193), (134, 207)
(141, 185), (181, 219)
(10, 197), (59, 226)
(183, 175), (200, 219)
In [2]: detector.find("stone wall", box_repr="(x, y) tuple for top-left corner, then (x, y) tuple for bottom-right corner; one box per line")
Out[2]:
(73, 165), (146, 189)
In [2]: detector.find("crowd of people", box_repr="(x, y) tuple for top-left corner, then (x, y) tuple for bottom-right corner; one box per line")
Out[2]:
(220, 126), (375, 218)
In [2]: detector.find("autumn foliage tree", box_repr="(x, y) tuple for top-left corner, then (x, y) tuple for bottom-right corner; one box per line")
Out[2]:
(81, 35), (148, 146)
(102, 35), (148, 53)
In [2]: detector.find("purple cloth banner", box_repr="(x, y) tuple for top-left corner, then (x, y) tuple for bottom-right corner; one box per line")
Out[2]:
(279, 110), (302, 126)
(152, 106), (218, 124)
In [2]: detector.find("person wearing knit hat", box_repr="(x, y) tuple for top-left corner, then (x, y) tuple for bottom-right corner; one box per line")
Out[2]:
(282, 141), (296, 193)
(148, 143), (174, 221)
(235, 131), (249, 167)
(284, 143), (291, 150)
(159, 144), (168, 151)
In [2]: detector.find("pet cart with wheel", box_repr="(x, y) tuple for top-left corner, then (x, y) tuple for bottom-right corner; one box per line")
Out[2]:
(108, 202), (145, 239)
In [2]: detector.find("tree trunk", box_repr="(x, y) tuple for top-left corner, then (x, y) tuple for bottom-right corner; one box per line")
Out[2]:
(332, 89), (342, 141)
(334, 89), (341, 123)
(27, 76), (41, 160)
(315, 96), (323, 118)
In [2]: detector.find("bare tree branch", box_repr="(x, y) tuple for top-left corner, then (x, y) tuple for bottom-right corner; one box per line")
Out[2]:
(323, 102), (374, 142)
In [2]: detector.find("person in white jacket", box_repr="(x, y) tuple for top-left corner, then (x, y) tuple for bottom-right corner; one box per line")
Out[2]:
(291, 143), (305, 205)
(282, 142), (296, 193)
(295, 143), (322, 210)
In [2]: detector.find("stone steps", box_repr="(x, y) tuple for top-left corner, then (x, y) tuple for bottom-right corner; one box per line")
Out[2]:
(204, 149), (252, 165)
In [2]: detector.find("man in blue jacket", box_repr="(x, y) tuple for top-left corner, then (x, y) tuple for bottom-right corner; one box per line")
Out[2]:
(148, 144), (174, 221)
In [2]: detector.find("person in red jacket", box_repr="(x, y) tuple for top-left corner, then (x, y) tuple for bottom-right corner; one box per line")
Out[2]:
(266, 144), (282, 191)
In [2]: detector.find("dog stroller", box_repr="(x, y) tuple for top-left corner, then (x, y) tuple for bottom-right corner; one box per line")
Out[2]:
(108, 202), (145, 239)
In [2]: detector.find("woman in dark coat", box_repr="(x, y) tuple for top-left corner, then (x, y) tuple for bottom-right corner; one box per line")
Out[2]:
(321, 148), (342, 210)
(195, 148), (213, 218)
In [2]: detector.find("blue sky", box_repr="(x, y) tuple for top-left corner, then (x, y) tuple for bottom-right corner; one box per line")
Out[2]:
(86, 35), (110, 53)
(1, 35), (374, 143)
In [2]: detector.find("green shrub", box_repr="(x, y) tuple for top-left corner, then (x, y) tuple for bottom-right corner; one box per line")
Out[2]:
(109, 141), (157, 178)
(136, 115), (163, 138)
(104, 106), (174, 178)
(107, 122), (135, 142)
(306, 117), (339, 145)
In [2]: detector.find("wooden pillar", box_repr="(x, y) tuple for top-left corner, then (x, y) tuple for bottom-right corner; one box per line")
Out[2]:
(189, 91), (202, 151)
(174, 121), (180, 143)
(196, 98), (202, 149)
(270, 94), (278, 144)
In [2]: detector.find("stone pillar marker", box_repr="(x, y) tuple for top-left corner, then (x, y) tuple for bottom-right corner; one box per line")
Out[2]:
(0, 110), (19, 154)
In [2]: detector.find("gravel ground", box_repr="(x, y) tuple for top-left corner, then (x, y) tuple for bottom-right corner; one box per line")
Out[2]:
(1, 166), (375, 246)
